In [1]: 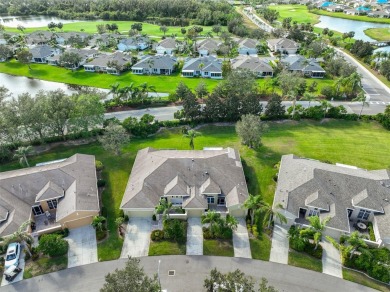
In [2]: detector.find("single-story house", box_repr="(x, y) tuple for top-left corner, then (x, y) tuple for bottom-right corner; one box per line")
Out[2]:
(273, 154), (390, 249)
(117, 36), (150, 51)
(120, 147), (249, 218)
(155, 38), (177, 55)
(236, 38), (259, 55)
(26, 31), (54, 45)
(231, 56), (273, 77)
(344, 7), (370, 15)
(368, 10), (390, 17)
(182, 56), (223, 79)
(132, 55), (176, 75)
(90, 33), (121, 48)
(281, 55), (326, 78)
(47, 48), (99, 69)
(55, 32), (90, 45)
(0, 154), (99, 237)
(196, 39), (222, 56)
(29, 45), (56, 63)
(0, 45), (13, 61)
(326, 4), (350, 11)
(267, 38), (299, 55)
(83, 52), (131, 75)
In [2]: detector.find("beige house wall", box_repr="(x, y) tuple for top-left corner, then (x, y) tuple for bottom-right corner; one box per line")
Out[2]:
(186, 209), (204, 217)
(58, 210), (99, 229)
(40, 201), (50, 212)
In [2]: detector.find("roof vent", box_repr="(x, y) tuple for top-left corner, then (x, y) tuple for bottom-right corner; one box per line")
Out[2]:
(205, 171), (209, 175)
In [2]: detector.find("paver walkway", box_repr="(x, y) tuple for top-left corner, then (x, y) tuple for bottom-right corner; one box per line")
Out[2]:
(270, 224), (289, 264)
(67, 225), (98, 268)
(232, 217), (251, 258)
(121, 218), (152, 258)
(322, 240), (342, 278)
(186, 217), (203, 255)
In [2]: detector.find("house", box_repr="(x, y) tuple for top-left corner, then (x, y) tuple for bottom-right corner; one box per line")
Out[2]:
(47, 48), (99, 69)
(29, 45), (56, 63)
(131, 55), (176, 75)
(83, 52), (131, 75)
(344, 6), (371, 15)
(26, 31), (54, 45)
(196, 39), (222, 56)
(117, 36), (150, 51)
(231, 56), (273, 77)
(236, 38), (259, 55)
(273, 154), (390, 249)
(155, 38), (177, 55)
(326, 4), (350, 11)
(90, 33), (121, 48)
(0, 45), (13, 62)
(182, 56), (223, 79)
(267, 38), (299, 54)
(0, 154), (99, 237)
(281, 55), (326, 78)
(120, 147), (249, 218)
(55, 32), (90, 45)
(368, 10), (390, 17)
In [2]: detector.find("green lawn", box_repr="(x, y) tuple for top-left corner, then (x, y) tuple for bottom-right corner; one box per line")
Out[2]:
(23, 255), (68, 279)
(4, 21), (224, 38)
(364, 28), (390, 41)
(249, 235), (271, 261)
(203, 239), (234, 257)
(288, 250), (322, 272)
(343, 269), (390, 292)
(2, 121), (390, 260)
(312, 9), (390, 24)
(149, 240), (186, 256)
(271, 5), (320, 25)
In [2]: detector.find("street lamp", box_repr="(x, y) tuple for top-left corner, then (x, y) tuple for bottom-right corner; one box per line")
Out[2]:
(158, 259), (161, 292)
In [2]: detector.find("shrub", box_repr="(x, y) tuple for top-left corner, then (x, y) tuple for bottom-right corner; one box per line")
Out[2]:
(252, 225), (259, 238)
(0, 244), (8, 255)
(163, 219), (186, 242)
(91, 216), (107, 231)
(367, 222), (375, 241)
(96, 229), (107, 241)
(97, 179), (106, 187)
(152, 214), (157, 221)
(124, 215), (129, 222)
(151, 230), (165, 241)
(203, 227), (214, 239)
(39, 234), (69, 257)
(304, 243), (323, 259)
(95, 160), (104, 171)
(220, 227), (233, 240)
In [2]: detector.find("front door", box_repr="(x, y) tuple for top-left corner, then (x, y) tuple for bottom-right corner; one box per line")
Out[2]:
(32, 205), (44, 216)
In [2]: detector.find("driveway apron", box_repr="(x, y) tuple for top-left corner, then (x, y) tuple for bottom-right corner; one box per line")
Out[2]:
(270, 224), (289, 264)
(67, 225), (98, 268)
(322, 240), (342, 278)
(186, 217), (203, 255)
(121, 218), (152, 258)
(232, 218), (251, 259)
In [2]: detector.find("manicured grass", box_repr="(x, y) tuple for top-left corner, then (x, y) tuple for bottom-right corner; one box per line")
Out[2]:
(2, 121), (390, 260)
(4, 21), (224, 38)
(343, 268), (390, 292)
(364, 28), (390, 41)
(288, 250), (322, 272)
(271, 5), (320, 25)
(312, 9), (390, 24)
(23, 255), (68, 279)
(148, 240), (186, 256)
(249, 235), (271, 261)
(203, 239), (234, 257)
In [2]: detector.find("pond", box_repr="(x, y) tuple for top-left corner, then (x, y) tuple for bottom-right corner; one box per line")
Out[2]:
(0, 15), (79, 28)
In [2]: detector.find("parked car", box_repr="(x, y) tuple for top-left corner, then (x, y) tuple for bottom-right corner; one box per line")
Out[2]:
(4, 265), (22, 282)
(4, 243), (21, 269)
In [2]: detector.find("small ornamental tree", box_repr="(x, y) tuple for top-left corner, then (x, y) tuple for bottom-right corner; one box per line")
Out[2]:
(236, 114), (268, 148)
(39, 234), (69, 257)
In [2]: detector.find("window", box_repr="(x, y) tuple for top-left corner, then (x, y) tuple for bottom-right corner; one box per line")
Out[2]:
(357, 209), (371, 220)
(32, 205), (44, 216)
(207, 197), (215, 204)
(47, 199), (58, 209)
(308, 209), (319, 217)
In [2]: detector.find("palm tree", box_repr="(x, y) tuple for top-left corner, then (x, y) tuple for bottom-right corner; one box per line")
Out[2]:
(302, 92), (317, 108)
(201, 211), (223, 236)
(109, 82), (121, 103)
(91, 216), (106, 231)
(300, 216), (330, 250)
(224, 214), (239, 231)
(345, 231), (370, 259)
(183, 129), (201, 150)
(261, 202), (287, 229)
(320, 99), (332, 119)
(353, 92), (369, 118)
(137, 82), (156, 103)
(284, 91), (297, 117)
(4, 221), (33, 256)
(243, 194), (265, 225)
(155, 199), (174, 222)
(14, 146), (33, 167)
(146, 58), (155, 75)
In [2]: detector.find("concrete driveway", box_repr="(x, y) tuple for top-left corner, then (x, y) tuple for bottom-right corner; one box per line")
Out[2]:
(121, 218), (152, 258)
(1, 245), (26, 287)
(232, 218), (251, 259)
(186, 218), (203, 255)
(270, 224), (289, 264)
(67, 225), (98, 268)
(322, 240), (342, 278)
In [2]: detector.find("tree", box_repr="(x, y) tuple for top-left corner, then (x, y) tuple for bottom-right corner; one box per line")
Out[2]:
(14, 146), (33, 167)
(195, 81), (208, 103)
(0, 44), (12, 61)
(16, 49), (33, 70)
(302, 92), (317, 108)
(182, 89), (201, 121)
(17, 24), (25, 34)
(264, 94), (285, 119)
(261, 202), (287, 229)
(224, 214), (238, 231)
(57, 22), (63, 31)
(353, 92), (369, 118)
(48, 22), (57, 31)
(98, 123), (129, 155)
(91, 216), (106, 232)
(212, 24), (221, 36)
(300, 216), (330, 250)
(380, 59), (390, 81)
(39, 234), (68, 257)
(59, 51), (82, 69)
(155, 199), (174, 222)
(183, 129), (201, 150)
(345, 231), (370, 259)
(262, 8), (279, 23)
(201, 211), (223, 237)
(236, 114), (267, 148)
(4, 221), (33, 256)
(244, 194), (265, 226)
(101, 257), (159, 292)
(160, 25), (169, 36)
(131, 23), (143, 32)
(181, 28), (186, 35)
(97, 24), (107, 34)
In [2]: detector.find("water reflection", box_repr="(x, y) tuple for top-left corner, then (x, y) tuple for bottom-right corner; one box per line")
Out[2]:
(0, 15), (78, 28)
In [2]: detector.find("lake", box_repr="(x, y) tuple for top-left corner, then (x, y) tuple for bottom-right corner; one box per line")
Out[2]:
(0, 15), (79, 28)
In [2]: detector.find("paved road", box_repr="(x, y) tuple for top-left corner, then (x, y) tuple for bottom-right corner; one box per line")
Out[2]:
(0, 256), (376, 292)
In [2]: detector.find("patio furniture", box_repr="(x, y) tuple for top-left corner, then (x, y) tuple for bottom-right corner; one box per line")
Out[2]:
(45, 211), (51, 219)
(357, 222), (367, 231)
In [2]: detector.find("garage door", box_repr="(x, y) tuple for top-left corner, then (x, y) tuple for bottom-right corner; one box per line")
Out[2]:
(64, 216), (94, 229)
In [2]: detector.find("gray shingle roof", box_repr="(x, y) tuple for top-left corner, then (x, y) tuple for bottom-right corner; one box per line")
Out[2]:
(119, 36), (150, 46)
(121, 147), (249, 211)
(157, 38), (176, 49)
(274, 155), (390, 240)
(196, 39), (222, 52)
(236, 38), (259, 49)
(182, 56), (222, 72)
(0, 154), (99, 237)
(282, 56), (325, 73)
(268, 38), (298, 49)
(231, 56), (273, 73)
(29, 45), (54, 59)
(132, 55), (176, 70)
(84, 52), (130, 68)
(35, 181), (64, 202)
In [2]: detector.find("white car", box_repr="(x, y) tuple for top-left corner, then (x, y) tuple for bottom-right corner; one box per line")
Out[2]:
(4, 243), (21, 269)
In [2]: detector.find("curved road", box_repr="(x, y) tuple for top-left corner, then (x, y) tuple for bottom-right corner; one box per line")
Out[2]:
(0, 256), (376, 292)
